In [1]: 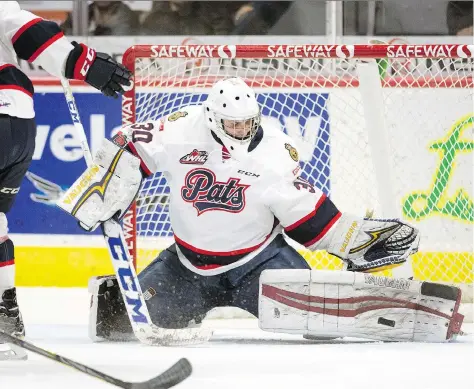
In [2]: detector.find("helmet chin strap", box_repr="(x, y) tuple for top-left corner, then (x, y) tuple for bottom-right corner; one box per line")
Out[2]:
(210, 130), (249, 161)
(210, 126), (264, 161)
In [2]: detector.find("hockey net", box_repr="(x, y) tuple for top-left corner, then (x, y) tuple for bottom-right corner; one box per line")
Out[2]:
(122, 44), (473, 319)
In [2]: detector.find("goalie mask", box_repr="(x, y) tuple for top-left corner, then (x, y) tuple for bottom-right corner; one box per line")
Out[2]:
(204, 77), (261, 160)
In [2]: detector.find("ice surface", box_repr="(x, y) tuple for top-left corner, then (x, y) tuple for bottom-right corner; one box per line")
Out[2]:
(1, 288), (472, 389)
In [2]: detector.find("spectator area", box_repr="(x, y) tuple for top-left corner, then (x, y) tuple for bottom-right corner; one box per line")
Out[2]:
(18, 1), (474, 36)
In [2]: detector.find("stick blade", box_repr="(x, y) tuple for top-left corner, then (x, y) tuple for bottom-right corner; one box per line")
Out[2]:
(131, 358), (192, 389)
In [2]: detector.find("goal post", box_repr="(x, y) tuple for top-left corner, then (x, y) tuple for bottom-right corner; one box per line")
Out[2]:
(121, 44), (473, 317)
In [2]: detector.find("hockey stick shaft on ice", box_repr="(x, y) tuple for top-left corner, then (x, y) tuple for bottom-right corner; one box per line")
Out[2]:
(60, 78), (212, 346)
(0, 329), (192, 389)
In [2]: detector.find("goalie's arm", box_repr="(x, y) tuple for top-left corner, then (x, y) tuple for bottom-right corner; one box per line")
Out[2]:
(267, 164), (419, 272)
(113, 119), (170, 178)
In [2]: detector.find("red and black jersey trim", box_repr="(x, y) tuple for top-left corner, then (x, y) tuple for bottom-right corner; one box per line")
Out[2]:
(0, 64), (34, 97)
(110, 132), (152, 179)
(0, 239), (14, 268)
(12, 18), (64, 62)
(175, 218), (280, 270)
(284, 194), (341, 247)
(126, 141), (153, 178)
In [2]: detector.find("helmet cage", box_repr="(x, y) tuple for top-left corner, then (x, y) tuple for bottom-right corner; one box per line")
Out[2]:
(213, 110), (261, 144)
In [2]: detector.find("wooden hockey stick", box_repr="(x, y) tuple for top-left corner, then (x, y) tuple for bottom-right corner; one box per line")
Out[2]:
(0, 330), (191, 389)
(60, 78), (212, 346)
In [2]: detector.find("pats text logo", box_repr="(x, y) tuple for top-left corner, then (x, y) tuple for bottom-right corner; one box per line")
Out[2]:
(181, 168), (249, 215)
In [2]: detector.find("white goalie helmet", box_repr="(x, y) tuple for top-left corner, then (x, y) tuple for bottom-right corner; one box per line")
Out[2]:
(204, 77), (261, 159)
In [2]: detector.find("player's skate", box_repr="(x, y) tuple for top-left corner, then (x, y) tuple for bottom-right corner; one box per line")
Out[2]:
(0, 288), (27, 360)
(0, 288), (25, 338)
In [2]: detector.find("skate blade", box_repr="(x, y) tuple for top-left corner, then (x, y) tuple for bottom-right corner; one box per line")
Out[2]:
(0, 343), (28, 361)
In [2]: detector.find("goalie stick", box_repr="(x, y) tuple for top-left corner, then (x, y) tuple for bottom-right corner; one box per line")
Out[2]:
(60, 78), (212, 346)
(0, 330), (191, 389)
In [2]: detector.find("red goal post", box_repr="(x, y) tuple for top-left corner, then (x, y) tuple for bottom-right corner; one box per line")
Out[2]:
(121, 44), (473, 314)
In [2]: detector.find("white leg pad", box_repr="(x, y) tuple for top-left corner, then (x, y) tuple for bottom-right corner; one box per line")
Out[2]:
(259, 270), (464, 342)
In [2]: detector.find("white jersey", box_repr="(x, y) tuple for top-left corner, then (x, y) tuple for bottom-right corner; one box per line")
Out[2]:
(0, 1), (74, 118)
(123, 105), (341, 275)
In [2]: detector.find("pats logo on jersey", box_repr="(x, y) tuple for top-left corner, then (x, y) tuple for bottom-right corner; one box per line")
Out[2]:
(168, 111), (188, 122)
(181, 168), (249, 215)
(180, 149), (209, 165)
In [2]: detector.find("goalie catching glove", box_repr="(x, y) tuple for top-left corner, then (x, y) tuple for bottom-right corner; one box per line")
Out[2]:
(318, 213), (420, 272)
(57, 139), (142, 231)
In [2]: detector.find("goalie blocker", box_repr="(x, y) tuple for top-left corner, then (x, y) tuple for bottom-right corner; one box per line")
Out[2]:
(259, 270), (464, 342)
(56, 139), (142, 231)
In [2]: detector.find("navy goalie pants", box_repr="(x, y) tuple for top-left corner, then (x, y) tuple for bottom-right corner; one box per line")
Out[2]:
(138, 234), (310, 328)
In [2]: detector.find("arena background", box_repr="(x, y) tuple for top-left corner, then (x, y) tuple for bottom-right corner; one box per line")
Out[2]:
(9, 1), (473, 291)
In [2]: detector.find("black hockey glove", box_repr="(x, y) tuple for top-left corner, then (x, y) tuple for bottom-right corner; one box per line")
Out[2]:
(65, 42), (132, 98)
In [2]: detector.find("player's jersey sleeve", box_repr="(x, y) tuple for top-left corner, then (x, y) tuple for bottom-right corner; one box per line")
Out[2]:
(116, 119), (167, 177)
(264, 140), (342, 249)
(0, 1), (74, 77)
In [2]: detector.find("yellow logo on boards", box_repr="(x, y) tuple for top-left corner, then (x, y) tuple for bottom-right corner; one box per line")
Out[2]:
(168, 111), (188, 122)
(402, 114), (474, 223)
(285, 143), (299, 162)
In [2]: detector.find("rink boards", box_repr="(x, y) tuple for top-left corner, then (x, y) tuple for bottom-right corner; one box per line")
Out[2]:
(12, 85), (472, 287)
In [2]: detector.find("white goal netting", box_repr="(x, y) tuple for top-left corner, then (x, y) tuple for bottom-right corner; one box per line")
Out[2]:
(121, 44), (473, 315)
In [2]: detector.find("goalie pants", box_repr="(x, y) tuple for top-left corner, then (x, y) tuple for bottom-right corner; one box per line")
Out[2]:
(139, 234), (310, 328)
(0, 114), (36, 213)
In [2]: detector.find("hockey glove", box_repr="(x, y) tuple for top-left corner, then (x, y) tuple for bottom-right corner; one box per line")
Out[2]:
(319, 214), (420, 272)
(65, 42), (132, 98)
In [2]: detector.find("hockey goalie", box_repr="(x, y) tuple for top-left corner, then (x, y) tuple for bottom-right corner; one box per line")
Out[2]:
(58, 77), (464, 343)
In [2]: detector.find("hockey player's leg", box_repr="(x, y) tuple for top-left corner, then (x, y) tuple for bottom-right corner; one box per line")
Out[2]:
(89, 245), (212, 342)
(0, 116), (38, 360)
(139, 246), (213, 328)
(227, 235), (338, 340)
(0, 116), (35, 343)
(229, 234), (310, 317)
(0, 216), (24, 338)
(258, 269), (464, 342)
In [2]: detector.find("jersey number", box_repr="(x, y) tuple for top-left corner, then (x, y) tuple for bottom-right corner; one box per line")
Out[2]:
(131, 123), (154, 143)
(293, 176), (315, 193)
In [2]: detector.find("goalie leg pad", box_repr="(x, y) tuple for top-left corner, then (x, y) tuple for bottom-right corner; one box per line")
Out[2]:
(258, 269), (463, 342)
